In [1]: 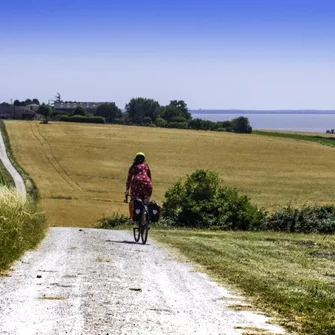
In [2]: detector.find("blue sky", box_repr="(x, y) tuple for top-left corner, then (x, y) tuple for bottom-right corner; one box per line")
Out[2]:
(0, 0), (334, 109)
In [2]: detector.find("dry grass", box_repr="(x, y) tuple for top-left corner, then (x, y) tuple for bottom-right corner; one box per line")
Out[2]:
(5, 120), (335, 227)
(0, 187), (47, 271)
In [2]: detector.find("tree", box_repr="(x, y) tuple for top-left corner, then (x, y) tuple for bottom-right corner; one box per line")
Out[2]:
(13, 98), (40, 106)
(168, 100), (192, 120)
(24, 99), (33, 105)
(95, 103), (122, 123)
(159, 100), (192, 123)
(38, 103), (51, 123)
(73, 106), (87, 116)
(125, 98), (160, 123)
(231, 116), (252, 133)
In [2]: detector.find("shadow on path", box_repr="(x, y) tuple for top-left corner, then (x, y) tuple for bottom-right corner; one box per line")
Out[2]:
(106, 240), (150, 246)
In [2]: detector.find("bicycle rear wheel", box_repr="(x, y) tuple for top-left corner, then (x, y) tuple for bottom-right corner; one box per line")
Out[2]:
(140, 212), (149, 245)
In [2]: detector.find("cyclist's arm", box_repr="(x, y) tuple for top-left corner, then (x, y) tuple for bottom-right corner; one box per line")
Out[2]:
(126, 166), (134, 192)
(147, 166), (152, 181)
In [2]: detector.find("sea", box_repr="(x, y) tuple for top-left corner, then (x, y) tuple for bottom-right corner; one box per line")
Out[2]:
(190, 110), (335, 133)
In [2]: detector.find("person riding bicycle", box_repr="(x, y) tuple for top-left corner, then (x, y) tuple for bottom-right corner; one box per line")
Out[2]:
(125, 152), (152, 220)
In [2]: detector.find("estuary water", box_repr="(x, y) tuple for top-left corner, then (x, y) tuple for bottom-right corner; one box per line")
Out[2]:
(191, 110), (335, 133)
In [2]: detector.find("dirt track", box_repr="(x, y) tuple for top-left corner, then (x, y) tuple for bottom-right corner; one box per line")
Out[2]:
(0, 133), (26, 199)
(0, 228), (286, 335)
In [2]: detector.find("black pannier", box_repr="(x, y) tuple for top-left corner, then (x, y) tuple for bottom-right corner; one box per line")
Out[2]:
(133, 199), (143, 221)
(148, 201), (161, 222)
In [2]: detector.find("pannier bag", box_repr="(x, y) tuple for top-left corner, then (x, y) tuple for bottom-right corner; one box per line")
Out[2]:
(133, 199), (143, 221)
(148, 201), (161, 222)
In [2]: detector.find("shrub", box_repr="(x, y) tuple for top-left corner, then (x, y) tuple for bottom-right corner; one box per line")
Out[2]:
(97, 212), (130, 229)
(163, 169), (264, 229)
(262, 204), (335, 233)
(0, 187), (47, 271)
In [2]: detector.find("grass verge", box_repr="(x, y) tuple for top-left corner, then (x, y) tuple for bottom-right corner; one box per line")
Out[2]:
(253, 130), (335, 148)
(0, 120), (40, 201)
(151, 229), (335, 335)
(0, 187), (48, 273)
(0, 160), (15, 187)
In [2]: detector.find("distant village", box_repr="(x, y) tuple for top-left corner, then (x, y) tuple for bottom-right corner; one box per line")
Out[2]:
(0, 98), (109, 120)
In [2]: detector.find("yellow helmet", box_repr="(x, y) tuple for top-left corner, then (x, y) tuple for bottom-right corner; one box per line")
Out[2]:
(135, 152), (145, 160)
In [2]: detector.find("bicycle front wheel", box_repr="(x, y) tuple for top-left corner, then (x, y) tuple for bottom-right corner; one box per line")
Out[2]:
(133, 226), (140, 242)
(140, 212), (149, 245)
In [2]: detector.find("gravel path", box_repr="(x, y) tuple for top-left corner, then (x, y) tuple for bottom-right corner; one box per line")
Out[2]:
(0, 228), (286, 335)
(0, 133), (26, 199)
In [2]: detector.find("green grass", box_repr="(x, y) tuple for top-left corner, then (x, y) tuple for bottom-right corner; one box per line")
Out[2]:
(151, 229), (335, 335)
(253, 130), (335, 148)
(0, 187), (48, 273)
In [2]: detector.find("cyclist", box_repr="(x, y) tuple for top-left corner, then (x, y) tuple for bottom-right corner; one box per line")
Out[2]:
(125, 152), (152, 220)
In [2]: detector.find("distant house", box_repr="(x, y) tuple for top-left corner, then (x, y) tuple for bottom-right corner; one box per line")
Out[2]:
(0, 103), (36, 120)
(53, 102), (109, 114)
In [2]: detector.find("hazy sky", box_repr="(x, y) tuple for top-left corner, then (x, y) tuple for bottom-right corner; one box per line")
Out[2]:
(0, 0), (334, 109)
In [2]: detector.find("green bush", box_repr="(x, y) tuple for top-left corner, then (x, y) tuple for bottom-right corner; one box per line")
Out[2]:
(262, 204), (335, 233)
(163, 169), (264, 229)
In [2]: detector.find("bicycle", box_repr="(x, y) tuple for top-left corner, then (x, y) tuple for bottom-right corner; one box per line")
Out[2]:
(124, 194), (150, 245)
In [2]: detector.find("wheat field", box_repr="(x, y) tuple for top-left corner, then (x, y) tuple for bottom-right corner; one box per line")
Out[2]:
(5, 121), (335, 227)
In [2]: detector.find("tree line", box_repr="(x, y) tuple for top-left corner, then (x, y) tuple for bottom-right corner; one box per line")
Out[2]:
(37, 97), (252, 133)
(13, 98), (40, 106)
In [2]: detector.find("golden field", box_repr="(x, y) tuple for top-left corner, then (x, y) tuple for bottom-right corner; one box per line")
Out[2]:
(5, 121), (335, 227)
